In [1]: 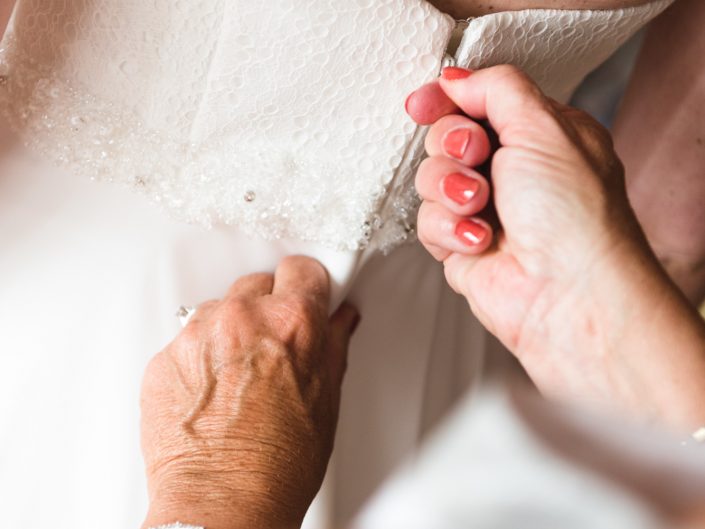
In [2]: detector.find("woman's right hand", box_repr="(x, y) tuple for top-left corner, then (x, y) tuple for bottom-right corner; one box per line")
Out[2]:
(407, 66), (705, 431)
(140, 256), (359, 529)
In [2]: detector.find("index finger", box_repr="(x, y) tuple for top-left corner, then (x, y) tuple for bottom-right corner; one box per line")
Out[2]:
(405, 79), (461, 125)
(438, 65), (562, 146)
(272, 255), (331, 311)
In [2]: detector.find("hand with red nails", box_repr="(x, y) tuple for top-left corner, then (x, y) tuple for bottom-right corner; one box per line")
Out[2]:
(407, 65), (705, 432)
(140, 256), (359, 529)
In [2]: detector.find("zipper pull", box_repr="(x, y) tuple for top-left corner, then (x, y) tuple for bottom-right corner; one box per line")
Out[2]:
(442, 17), (473, 71)
(441, 53), (456, 69)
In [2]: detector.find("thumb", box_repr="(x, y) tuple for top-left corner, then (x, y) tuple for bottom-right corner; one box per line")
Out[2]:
(438, 65), (561, 146)
(327, 302), (360, 385)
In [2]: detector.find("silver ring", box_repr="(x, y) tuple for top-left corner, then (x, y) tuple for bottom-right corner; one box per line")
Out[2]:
(175, 305), (197, 327)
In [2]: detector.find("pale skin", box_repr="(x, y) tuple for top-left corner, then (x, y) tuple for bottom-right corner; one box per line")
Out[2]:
(407, 65), (705, 433)
(614, 0), (705, 305)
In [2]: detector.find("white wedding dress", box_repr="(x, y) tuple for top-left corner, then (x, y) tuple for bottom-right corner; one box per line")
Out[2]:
(0, 1), (672, 527)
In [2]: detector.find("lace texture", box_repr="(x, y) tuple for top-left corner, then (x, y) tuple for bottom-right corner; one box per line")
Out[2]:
(0, 0), (454, 251)
(0, 0), (673, 251)
(454, 0), (674, 103)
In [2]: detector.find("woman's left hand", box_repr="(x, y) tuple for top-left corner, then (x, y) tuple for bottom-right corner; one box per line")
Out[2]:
(140, 256), (359, 529)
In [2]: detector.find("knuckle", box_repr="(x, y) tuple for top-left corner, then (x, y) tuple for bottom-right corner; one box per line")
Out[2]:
(285, 294), (319, 325)
(210, 299), (250, 342)
(491, 146), (515, 173)
(177, 321), (204, 347)
(258, 336), (292, 365)
(281, 255), (324, 276)
(272, 295), (322, 347)
(435, 113), (467, 129)
(270, 293), (315, 325)
(415, 157), (439, 193)
(281, 255), (329, 291)
(494, 64), (529, 87)
(416, 155), (435, 177)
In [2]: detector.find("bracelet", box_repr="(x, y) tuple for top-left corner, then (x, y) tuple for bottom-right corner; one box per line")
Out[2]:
(150, 522), (206, 529)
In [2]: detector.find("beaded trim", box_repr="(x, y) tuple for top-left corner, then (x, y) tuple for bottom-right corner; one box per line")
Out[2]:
(0, 1), (454, 253)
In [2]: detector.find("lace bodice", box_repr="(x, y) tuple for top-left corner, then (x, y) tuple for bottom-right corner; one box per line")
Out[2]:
(0, 0), (672, 252)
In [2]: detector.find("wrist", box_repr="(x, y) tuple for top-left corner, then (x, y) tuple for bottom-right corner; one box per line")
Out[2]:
(142, 498), (241, 529)
(602, 244), (705, 431)
(537, 236), (705, 431)
(143, 474), (302, 529)
(143, 488), (296, 529)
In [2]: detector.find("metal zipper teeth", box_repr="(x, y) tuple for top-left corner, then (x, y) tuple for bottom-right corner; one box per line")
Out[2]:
(370, 16), (473, 250)
(442, 17), (473, 68)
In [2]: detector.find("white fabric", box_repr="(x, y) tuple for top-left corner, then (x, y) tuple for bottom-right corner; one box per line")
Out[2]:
(0, 0), (672, 252)
(455, 2), (673, 103)
(0, 0), (454, 252)
(354, 386), (705, 529)
(0, 1), (672, 529)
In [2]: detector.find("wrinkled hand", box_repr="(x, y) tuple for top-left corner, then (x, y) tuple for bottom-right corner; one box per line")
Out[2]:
(407, 65), (689, 417)
(141, 256), (359, 529)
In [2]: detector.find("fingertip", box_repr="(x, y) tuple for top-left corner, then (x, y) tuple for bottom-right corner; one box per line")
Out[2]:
(440, 66), (474, 81)
(425, 114), (492, 167)
(333, 301), (361, 336)
(454, 218), (493, 255)
(329, 302), (360, 381)
(418, 201), (493, 257)
(273, 255), (331, 307)
(406, 81), (461, 126)
(415, 156), (490, 217)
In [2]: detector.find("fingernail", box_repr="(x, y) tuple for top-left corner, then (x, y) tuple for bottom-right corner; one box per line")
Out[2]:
(443, 172), (480, 205)
(455, 219), (487, 246)
(405, 92), (414, 115)
(443, 128), (472, 160)
(441, 67), (473, 81)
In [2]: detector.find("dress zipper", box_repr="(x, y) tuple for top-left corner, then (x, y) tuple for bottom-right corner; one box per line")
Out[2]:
(442, 18), (472, 69)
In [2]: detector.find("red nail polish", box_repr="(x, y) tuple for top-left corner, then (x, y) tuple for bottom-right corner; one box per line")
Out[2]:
(455, 219), (487, 246)
(443, 128), (472, 160)
(441, 67), (473, 81)
(405, 92), (414, 115)
(443, 173), (480, 205)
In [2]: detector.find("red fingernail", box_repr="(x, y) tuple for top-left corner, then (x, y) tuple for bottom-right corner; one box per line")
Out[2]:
(443, 128), (472, 160)
(405, 92), (414, 115)
(455, 219), (487, 246)
(441, 67), (473, 81)
(443, 173), (480, 205)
